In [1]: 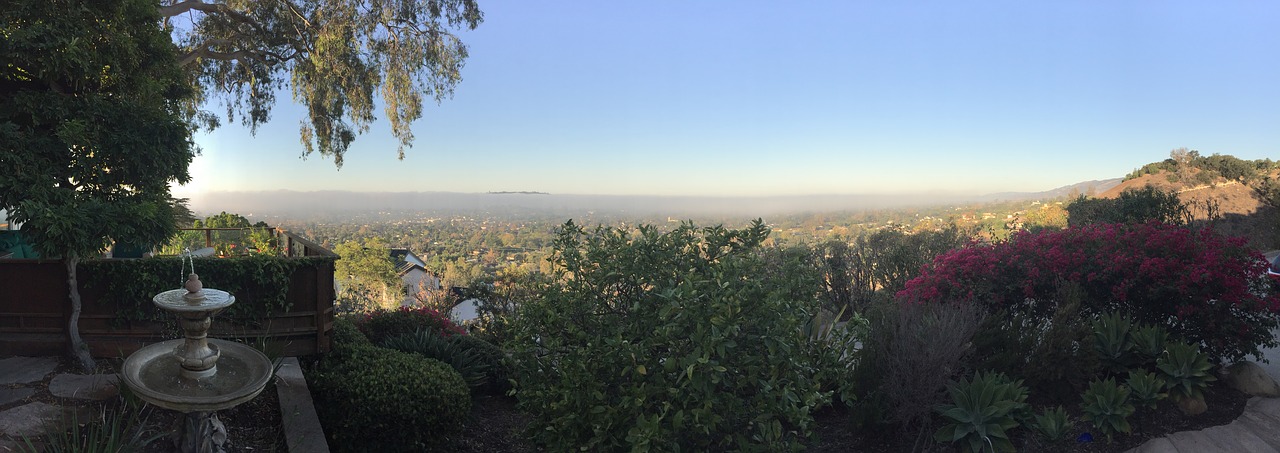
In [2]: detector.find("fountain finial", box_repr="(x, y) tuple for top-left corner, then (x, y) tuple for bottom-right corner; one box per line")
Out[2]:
(182, 273), (205, 303)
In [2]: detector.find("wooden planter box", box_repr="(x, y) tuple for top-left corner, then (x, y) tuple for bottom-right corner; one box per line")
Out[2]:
(0, 254), (336, 358)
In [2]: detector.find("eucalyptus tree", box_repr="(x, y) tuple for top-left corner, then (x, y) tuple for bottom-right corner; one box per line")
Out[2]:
(162, 0), (484, 167)
(1, 0), (196, 370)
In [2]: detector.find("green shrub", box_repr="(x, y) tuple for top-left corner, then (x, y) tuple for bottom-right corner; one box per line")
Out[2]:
(1157, 341), (1217, 402)
(970, 285), (1099, 402)
(934, 371), (1029, 453)
(1126, 370), (1167, 411)
(330, 316), (374, 355)
(452, 334), (514, 396)
(1080, 377), (1134, 442)
(356, 305), (468, 344)
(1030, 406), (1073, 443)
(313, 346), (470, 452)
(861, 299), (983, 428)
(511, 221), (823, 452)
(382, 330), (491, 391)
(799, 305), (859, 406)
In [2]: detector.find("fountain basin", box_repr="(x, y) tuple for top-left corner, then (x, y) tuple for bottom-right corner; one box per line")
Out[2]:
(153, 288), (235, 312)
(122, 338), (273, 412)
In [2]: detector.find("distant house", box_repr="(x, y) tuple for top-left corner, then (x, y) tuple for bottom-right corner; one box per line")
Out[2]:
(451, 298), (482, 324)
(390, 248), (441, 307)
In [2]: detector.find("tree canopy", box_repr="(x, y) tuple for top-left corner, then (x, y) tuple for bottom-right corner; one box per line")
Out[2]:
(1, 0), (195, 260)
(163, 0), (484, 167)
(1, 0), (197, 369)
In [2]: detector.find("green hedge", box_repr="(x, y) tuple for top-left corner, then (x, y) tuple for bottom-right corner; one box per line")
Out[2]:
(314, 318), (471, 451)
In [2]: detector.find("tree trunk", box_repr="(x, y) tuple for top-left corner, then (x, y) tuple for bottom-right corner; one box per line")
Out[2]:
(65, 252), (96, 371)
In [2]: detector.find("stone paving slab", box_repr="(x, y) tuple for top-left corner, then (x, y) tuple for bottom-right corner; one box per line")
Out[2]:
(1200, 422), (1276, 453)
(1238, 410), (1280, 449)
(0, 402), (64, 438)
(1166, 429), (1237, 453)
(49, 373), (119, 401)
(0, 357), (57, 385)
(0, 389), (33, 408)
(1129, 437), (1177, 453)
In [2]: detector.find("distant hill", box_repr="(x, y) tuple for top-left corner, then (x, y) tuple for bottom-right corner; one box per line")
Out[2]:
(1098, 159), (1279, 249)
(977, 178), (1123, 202)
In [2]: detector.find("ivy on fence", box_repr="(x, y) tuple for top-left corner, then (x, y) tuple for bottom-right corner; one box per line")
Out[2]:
(80, 255), (335, 326)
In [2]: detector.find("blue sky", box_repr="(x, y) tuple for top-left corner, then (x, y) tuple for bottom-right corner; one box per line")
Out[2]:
(177, 1), (1280, 198)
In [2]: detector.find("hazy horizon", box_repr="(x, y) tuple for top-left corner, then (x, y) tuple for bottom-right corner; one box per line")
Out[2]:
(174, 2), (1278, 200)
(184, 177), (1119, 217)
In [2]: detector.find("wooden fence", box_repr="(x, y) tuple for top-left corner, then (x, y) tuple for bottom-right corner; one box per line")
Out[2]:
(0, 229), (336, 358)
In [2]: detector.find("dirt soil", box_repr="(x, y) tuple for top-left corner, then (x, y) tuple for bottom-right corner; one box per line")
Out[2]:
(810, 381), (1249, 452)
(18, 354), (1254, 453)
(304, 380), (1247, 453)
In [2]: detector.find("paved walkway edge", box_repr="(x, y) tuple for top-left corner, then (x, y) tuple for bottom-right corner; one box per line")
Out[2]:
(276, 357), (330, 453)
(1126, 396), (1280, 453)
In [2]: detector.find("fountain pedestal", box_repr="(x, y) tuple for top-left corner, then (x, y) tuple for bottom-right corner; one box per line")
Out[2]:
(121, 274), (273, 453)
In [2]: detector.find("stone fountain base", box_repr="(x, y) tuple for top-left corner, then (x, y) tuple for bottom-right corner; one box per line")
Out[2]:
(121, 339), (272, 413)
(122, 338), (273, 453)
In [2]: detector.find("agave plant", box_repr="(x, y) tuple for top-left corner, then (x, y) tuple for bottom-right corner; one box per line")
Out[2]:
(1081, 377), (1134, 442)
(1125, 370), (1167, 411)
(1030, 406), (1073, 443)
(1091, 312), (1135, 374)
(1157, 341), (1217, 402)
(1130, 324), (1169, 366)
(934, 371), (1029, 453)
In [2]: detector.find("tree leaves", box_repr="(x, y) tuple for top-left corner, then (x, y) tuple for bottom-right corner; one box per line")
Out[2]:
(167, 0), (484, 167)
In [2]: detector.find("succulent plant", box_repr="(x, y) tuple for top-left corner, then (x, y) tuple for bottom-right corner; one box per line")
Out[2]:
(1130, 324), (1170, 365)
(1092, 312), (1135, 374)
(1081, 377), (1134, 442)
(1157, 341), (1217, 402)
(1125, 370), (1167, 411)
(934, 371), (1029, 453)
(1030, 406), (1073, 443)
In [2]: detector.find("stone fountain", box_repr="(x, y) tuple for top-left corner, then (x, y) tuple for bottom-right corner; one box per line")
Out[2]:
(121, 273), (273, 453)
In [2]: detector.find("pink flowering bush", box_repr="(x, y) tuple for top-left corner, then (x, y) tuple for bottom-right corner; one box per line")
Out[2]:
(897, 222), (1280, 364)
(356, 305), (468, 344)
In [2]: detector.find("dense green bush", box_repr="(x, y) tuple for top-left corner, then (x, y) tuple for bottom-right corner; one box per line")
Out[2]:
(1065, 186), (1191, 227)
(330, 316), (374, 354)
(380, 330), (513, 395)
(313, 345), (471, 452)
(511, 221), (825, 452)
(969, 286), (1099, 402)
(452, 333), (514, 395)
(382, 330), (492, 391)
(356, 305), (468, 344)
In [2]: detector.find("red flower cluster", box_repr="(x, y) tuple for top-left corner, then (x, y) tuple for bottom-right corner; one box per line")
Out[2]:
(357, 305), (468, 341)
(897, 222), (1280, 363)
